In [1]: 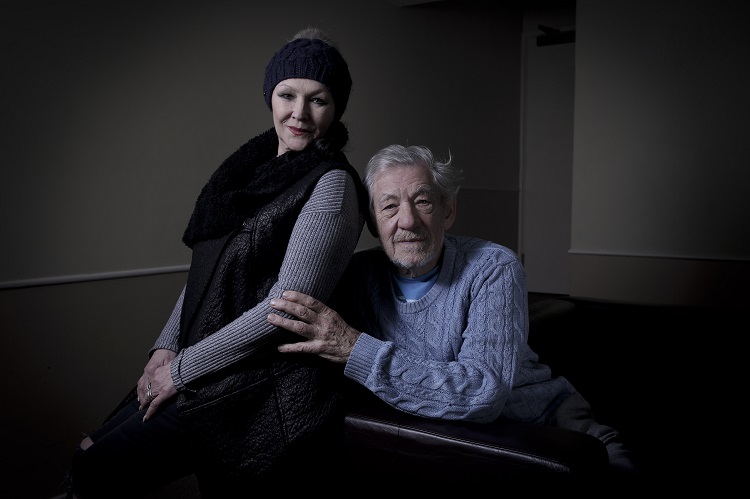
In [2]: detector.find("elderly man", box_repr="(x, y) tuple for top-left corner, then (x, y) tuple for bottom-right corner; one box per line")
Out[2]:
(267, 144), (637, 475)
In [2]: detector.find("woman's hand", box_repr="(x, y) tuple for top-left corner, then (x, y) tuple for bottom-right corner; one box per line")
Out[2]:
(136, 348), (177, 421)
(268, 290), (360, 364)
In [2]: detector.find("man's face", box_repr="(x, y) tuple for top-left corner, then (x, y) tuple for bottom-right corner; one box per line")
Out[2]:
(371, 163), (455, 278)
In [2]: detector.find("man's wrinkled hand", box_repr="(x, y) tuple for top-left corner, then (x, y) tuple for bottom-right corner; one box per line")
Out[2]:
(268, 290), (359, 363)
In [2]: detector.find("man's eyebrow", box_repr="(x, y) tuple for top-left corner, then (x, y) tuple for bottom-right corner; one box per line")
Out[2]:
(376, 192), (398, 204)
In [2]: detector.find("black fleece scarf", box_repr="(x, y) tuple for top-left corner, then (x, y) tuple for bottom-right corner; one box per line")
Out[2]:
(182, 121), (350, 247)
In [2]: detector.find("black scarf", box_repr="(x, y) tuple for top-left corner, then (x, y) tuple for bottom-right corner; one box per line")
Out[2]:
(182, 121), (352, 248)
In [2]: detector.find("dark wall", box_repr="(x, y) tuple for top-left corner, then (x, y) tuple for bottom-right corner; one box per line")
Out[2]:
(0, 2), (526, 497)
(1, 0), (522, 287)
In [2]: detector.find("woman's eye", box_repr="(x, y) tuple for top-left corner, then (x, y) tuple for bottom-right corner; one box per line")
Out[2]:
(311, 97), (328, 106)
(278, 92), (293, 101)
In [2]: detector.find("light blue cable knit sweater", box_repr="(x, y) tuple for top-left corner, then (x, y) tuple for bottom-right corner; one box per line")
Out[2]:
(342, 234), (576, 424)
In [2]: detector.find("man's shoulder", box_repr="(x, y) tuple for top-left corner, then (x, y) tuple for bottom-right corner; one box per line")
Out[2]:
(446, 234), (520, 264)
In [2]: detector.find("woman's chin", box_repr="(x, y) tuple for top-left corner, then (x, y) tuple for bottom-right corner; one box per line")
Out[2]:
(282, 135), (314, 152)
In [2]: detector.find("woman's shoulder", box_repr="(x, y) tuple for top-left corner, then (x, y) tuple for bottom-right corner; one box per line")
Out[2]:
(318, 165), (354, 184)
(304, 165), (363, 223)
(308, 168), (360, 204)
(314, 153), (360, 188)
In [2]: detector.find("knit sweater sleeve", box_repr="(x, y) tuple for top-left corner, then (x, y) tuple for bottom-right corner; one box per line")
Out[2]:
(344, 239), (529, 423)
(170, 169), (364, 391)
(151, 286), (185, 352)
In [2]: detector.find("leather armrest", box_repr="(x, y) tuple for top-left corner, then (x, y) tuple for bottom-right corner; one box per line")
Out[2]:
(344, 397), (608, 482)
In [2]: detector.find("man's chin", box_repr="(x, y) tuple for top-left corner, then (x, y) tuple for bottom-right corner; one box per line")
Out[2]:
(393, 253), (430, 273)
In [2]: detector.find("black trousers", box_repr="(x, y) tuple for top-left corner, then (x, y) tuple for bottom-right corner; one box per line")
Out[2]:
(66, 392), (348, 498)
(67, 397), (194, 499)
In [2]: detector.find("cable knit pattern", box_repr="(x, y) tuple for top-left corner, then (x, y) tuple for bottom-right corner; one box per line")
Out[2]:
(341, 234), (575, 423)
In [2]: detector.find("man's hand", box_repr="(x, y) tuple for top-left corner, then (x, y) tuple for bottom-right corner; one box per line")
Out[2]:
(268, 290), (360, 364)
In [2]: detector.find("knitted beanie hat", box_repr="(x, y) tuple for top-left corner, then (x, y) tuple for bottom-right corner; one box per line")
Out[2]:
(263, 37), (352, 120)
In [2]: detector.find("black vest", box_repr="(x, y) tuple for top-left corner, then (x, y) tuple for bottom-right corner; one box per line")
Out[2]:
(176, 158), (355, 478)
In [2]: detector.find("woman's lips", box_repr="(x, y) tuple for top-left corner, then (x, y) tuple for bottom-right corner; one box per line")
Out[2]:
(288, 126), (310, 136)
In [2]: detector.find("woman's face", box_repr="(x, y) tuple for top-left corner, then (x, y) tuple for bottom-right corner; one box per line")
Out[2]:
(271, 78), (336, 156)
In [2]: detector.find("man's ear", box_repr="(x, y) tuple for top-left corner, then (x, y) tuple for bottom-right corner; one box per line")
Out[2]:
(443, 197), (457, 230)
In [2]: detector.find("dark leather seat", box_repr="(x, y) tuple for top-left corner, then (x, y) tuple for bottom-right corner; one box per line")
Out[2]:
(344, 395), (608, 483)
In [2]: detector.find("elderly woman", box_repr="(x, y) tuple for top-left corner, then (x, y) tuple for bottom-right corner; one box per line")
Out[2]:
(64, 27), (368, 498)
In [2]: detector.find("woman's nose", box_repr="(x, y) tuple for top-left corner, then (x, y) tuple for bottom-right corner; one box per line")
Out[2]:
(292, 101), (308, 120)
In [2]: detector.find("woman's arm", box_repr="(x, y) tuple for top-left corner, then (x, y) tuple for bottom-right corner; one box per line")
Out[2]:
(151, 286), (185, 353)
(170, 169), (364, 391)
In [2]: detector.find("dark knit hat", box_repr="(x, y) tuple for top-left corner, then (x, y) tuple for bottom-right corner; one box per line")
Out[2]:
(263, 37), (352, 120)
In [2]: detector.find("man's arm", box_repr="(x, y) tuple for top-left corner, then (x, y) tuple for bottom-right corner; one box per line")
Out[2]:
(271, 251), (531, 424)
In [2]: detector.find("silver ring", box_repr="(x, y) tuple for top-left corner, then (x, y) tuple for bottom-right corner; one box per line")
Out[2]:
(147, 387), (153, 400)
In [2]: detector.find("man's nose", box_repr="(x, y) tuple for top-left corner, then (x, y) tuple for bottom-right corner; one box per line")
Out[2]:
(397, 203), (419, 229)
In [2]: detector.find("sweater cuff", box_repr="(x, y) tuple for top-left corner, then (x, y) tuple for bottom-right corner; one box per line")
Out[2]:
(344, 333), (381, 385)
(170, 349), (196, 394)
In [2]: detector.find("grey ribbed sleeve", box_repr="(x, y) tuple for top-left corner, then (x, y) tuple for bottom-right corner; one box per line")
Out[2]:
(152, 287), (184, 352)
(153, 169), (363, 392)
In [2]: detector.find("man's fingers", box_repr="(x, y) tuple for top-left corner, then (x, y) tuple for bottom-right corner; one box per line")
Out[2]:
(270, 297), (317, 323)
(268, 312), (311, 337)
(280, 290), (323, 310)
